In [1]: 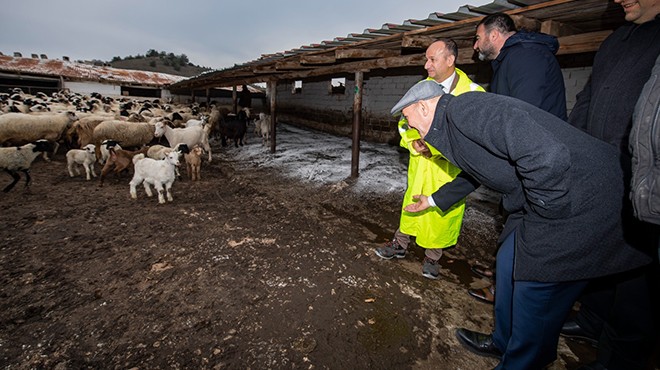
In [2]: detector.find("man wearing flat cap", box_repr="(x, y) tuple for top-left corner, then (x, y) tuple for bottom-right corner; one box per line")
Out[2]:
(391, 80), (651, 369)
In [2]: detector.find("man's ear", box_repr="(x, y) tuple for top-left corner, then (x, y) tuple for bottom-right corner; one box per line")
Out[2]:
(419, 100), (430, 117)
(446, 54), (456, 67)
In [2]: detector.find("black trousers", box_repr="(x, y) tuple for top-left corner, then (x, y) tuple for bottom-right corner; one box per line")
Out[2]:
(575, 262), (660, 370)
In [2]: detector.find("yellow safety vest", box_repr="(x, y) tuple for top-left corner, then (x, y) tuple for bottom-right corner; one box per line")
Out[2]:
(398, 68), (484, 249)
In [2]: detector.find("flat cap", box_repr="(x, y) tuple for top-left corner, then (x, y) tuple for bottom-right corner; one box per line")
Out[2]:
(390, 80), (445, 116)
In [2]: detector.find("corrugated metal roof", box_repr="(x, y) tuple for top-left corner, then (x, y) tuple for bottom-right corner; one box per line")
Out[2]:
(0, 55), (186, 87)
(171, 0), (624, 91)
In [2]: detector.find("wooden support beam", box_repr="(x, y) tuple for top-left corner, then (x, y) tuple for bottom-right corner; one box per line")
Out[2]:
(401, 35), (437, 49)
(300, 54), (336, 64)
(275, 59), (314, 70)
(351, 71), (363, 178)
(556, 30), (612, 55)
(335, 49), (400, 59)
(268, 81), (277, 153)
(540, 19), (583, 37)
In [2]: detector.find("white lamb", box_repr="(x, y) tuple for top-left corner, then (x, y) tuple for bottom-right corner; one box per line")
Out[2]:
(66, 144), (97, 180)
(129, 151), (180, 204)
(154, 121), (211, 162)
(0, 140), (54, 192)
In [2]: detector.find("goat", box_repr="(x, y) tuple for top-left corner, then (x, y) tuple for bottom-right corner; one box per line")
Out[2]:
(254, 113), (272, 146)
(184, 146), (203, 181)
(219, 109), (249, 148)
(129, 151), (180, 204)
(153, 121), (211, 162)
(99, 146), (148, 186)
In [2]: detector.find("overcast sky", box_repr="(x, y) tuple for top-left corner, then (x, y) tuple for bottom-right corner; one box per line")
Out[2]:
(1, 0), (491, 71)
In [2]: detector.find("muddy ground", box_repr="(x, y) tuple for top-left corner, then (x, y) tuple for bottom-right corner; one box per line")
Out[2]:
(0, 130), (598, 369)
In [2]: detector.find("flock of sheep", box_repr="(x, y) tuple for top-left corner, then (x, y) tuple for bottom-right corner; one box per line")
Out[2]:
(0, 88), (272, 202)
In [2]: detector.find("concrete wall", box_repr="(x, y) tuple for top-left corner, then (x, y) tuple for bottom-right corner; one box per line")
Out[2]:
(275, 62), (593, 144)
(64, 81), (121, 96)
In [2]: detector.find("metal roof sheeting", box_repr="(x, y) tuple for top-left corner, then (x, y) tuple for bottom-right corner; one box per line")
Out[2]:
(0, 55), (186, 87)
(170, 0), (625, 91)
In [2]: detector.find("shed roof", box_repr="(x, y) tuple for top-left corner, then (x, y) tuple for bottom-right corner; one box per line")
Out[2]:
(0, 55), (186, 87)
(171, 0), (624, 91)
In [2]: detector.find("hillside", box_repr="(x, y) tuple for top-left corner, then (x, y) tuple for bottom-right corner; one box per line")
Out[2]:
(109, 51), (212, 77)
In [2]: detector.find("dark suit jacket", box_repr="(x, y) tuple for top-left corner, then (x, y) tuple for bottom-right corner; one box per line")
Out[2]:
(425, 92), (651, 282)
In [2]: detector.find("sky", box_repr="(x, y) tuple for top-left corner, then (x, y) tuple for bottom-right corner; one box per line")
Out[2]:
(1, 0), (491, 71)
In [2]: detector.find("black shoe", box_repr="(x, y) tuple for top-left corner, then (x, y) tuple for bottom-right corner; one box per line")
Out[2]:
(455, 328), (502, 359)
(560, 319), (598, 347)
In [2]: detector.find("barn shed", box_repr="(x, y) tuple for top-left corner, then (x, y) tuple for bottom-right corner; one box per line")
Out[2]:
(169, 0), (628, 175)
(0, 53), (186, 99)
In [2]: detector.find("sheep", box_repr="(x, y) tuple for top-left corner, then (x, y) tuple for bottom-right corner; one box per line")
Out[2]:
(153, 121), (211, 162)
(66, 144), (97, 180)
(129, 151), (180, 204)
(0, 140), (54, 192)
(98, 146), (149, 186)
(147, 143), (190, 160)
(184, 145), (203, 181)
(0, 111), (79, 159)
(68, 114), (114, 148)
(91, 120), (155, 159)
(99, 139), (122, 165)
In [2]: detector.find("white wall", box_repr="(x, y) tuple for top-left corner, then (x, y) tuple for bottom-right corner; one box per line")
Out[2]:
(64, 81), (121, 96)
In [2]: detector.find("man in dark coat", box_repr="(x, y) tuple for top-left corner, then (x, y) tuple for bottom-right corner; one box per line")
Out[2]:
(561, 2), (660, 368)
(390, 80), (651, 369)
(474, 12), (567, 120)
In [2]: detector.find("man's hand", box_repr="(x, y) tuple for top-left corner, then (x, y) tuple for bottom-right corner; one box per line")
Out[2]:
(404, 194), (430, 213)
(412, 139), (432, 158)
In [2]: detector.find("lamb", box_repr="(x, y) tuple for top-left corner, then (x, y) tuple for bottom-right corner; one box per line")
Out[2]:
(66, 144), (97, 180)
(153, 121), (211, 162)
(184, 145), (203, 181)
(0, 111), (79, 159)
(129, 151), (180, 204)
(0, 140), (54, 192)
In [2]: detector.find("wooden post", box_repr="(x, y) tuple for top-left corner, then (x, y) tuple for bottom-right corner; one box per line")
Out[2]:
(268, 80), (277, 153)
(351, 71), (364, 178)
(206, 88), (210, 107)
(232, 86), (237, 114)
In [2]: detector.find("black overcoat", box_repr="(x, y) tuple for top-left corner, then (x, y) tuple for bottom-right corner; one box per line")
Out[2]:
(425, 92), (651, 282)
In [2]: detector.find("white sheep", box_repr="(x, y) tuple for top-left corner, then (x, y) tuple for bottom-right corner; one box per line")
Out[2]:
(0, 140), (54, 192)
(0, 111), (79, 160)
(129, 151), (180, 204)
(92, 120), (155, 158)
(154, 121), (211, 162)
(66, 144), (97, 180)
